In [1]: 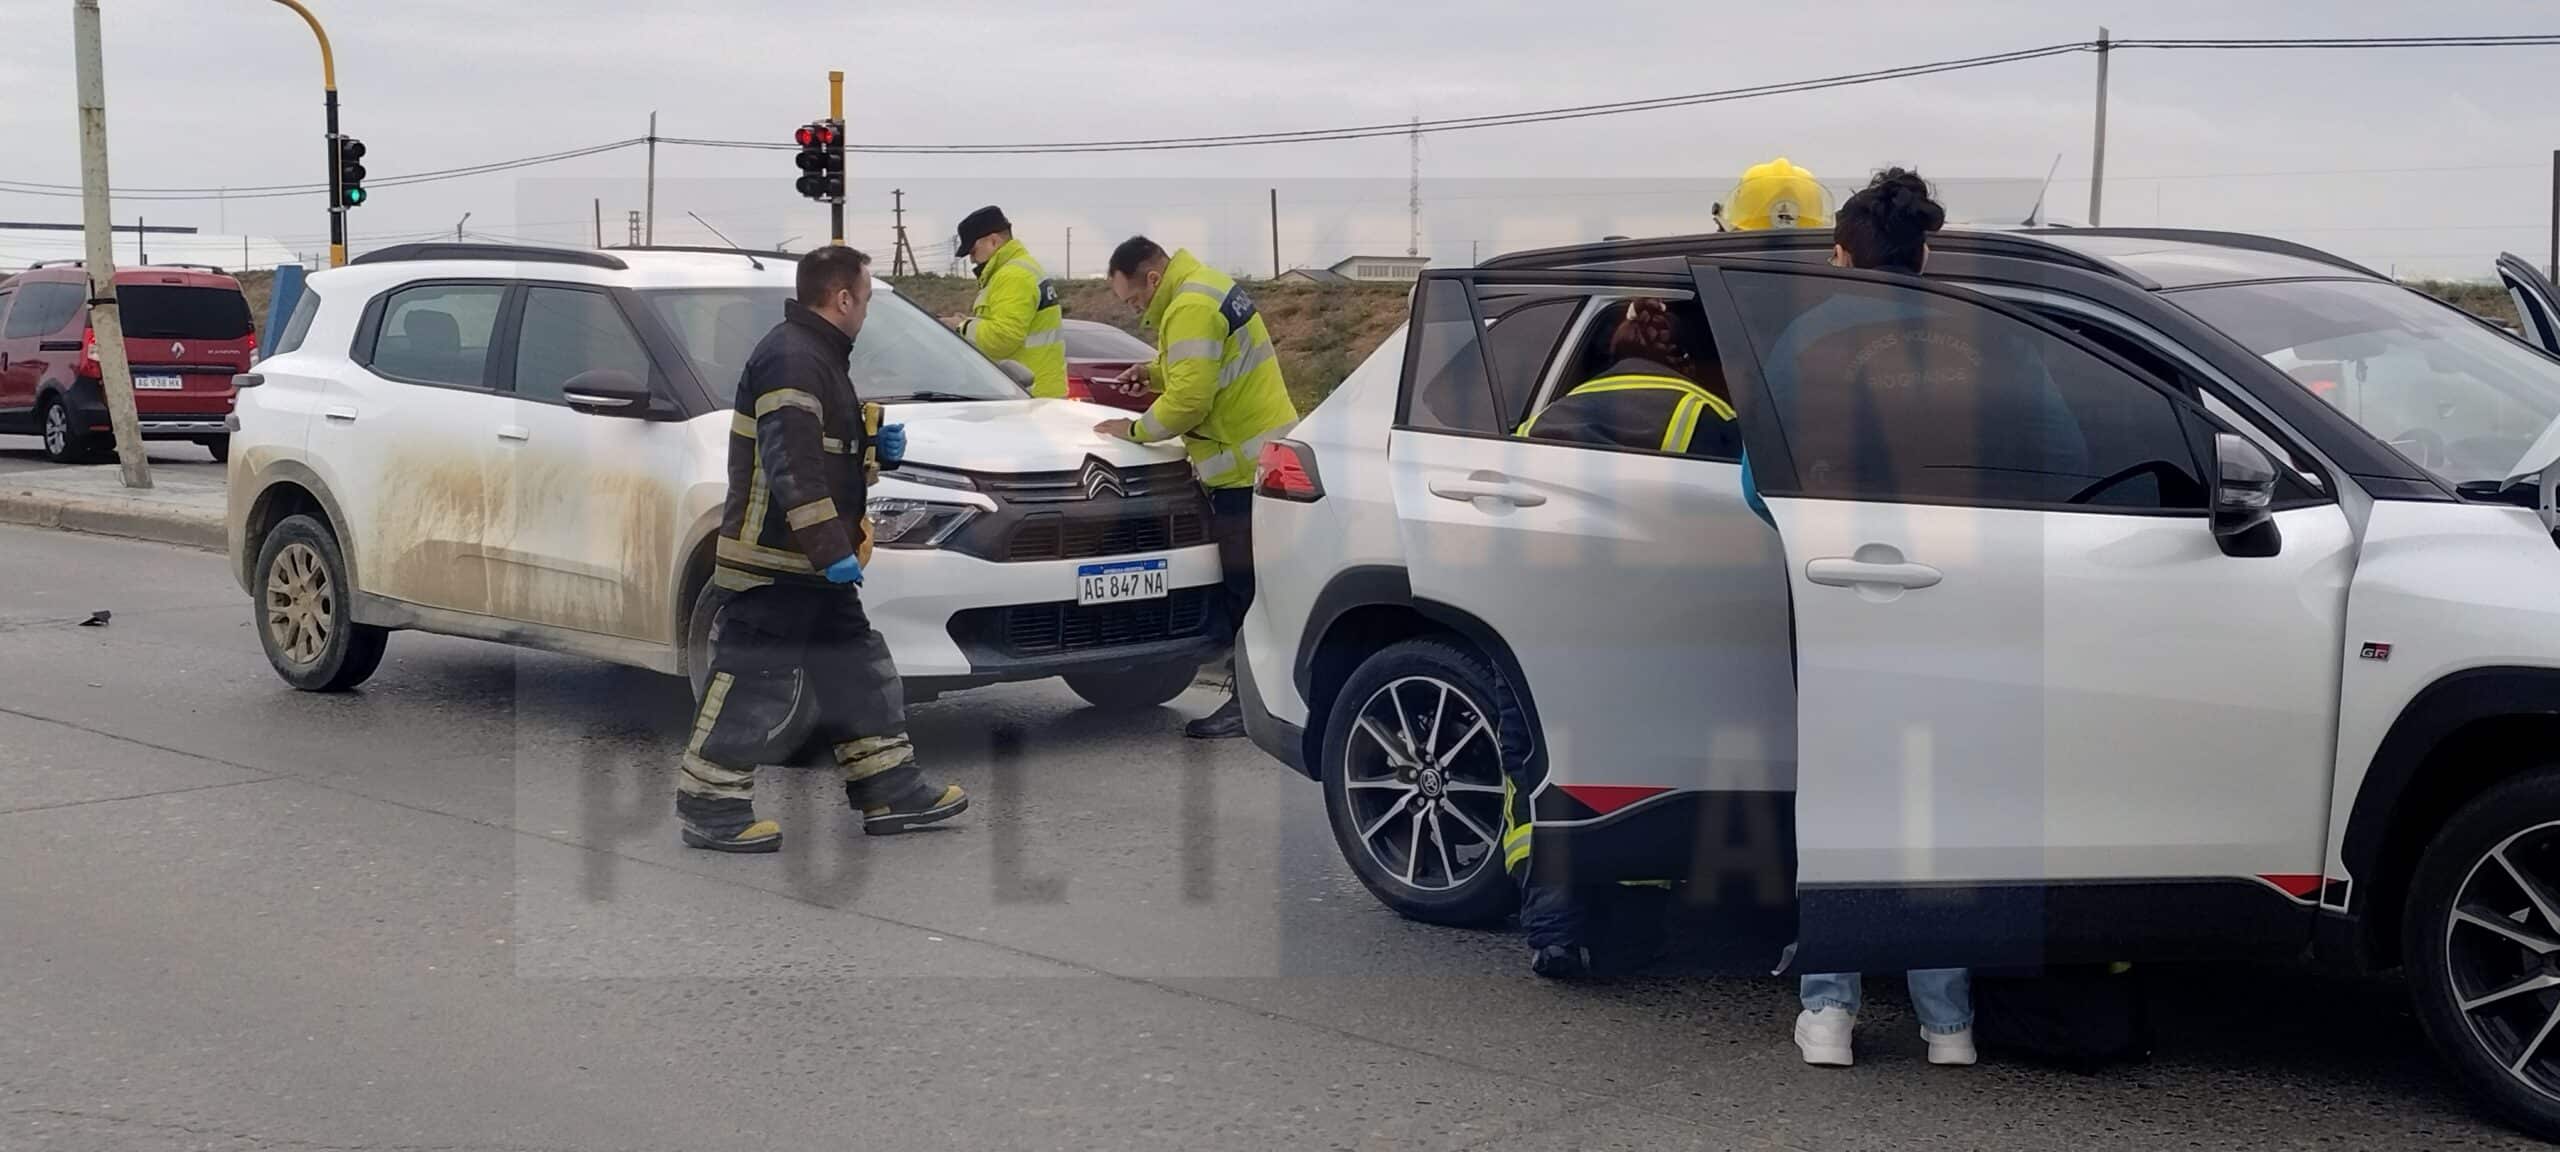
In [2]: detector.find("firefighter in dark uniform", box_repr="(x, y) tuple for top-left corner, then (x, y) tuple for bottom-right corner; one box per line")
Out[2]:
(1503, 297), (1734, 975)
(675, 245), (969, 852)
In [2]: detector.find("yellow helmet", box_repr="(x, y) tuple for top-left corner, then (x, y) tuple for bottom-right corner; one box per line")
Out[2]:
(1723, 157), (1831, 231)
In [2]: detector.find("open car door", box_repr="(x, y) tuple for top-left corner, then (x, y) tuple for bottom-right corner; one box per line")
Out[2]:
(1688, 257), (2352, 972)
(2498, 252), (2560, 356)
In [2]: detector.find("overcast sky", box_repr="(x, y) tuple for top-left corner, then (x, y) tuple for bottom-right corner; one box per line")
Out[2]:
(1, 0), (2554, 277)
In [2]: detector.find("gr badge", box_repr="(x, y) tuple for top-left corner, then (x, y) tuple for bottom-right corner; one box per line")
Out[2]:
(2360, 642), (2392, 661)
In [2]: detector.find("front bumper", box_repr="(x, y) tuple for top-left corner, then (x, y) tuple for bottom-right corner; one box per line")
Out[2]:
(865, 542), (1228, 683)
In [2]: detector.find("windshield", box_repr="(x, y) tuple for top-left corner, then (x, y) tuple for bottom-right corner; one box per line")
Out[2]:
(642, 285), (1025, 403)
(2176, 278), (2560, 486)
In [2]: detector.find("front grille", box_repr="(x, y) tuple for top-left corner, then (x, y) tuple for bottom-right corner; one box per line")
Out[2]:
(965, 588), (1216, 657)
(973, 459), (1199, 504)
(1004, 509), (1209, 562)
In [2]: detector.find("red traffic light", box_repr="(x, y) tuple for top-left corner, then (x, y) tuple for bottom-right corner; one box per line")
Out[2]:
(794, 123), (837, 148)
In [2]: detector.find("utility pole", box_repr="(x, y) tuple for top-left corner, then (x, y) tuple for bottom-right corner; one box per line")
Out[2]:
(1064, 227), (1072, 280)
(644, 111), (657, 245)
(889, 189), (917, 275)
(2088, 26), (2111, 227)
(1407, 117), (1422, 258)
(2549, 150), (2557, 284)
(267, 1), (342, 267)
(1270, 187), (1281, 279)
(593, 198), (603, 248)
(626, 210), (642, 247)
(137, 215), (146, 265)
(828, 73), (847, 246)
(72, 0), (149, 489)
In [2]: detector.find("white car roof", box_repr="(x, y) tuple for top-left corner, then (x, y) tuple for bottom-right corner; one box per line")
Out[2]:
(305, 248), (839, 294)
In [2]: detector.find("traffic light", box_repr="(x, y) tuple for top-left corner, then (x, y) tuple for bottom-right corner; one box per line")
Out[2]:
(336, 136), (368, 208)
(794, 120), (843, 202)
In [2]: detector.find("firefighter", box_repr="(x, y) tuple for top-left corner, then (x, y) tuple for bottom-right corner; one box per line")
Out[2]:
(1716, 156), (1831, 234)
(1090, 236), (1299, 739)
(945, 206), (1067, 398)
(1503, 298), (1734, 978)
(676, 245), (969, 852)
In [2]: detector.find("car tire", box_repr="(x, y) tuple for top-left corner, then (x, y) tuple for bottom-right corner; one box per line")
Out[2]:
(39, 398), (101, 465)
(197, 435), (230, 463)
(2406, 768), (2560, 1142)
(1320, 637), (1519, 927)
(1064, 661), (1199, 711)
(684, 578), (816, 755)
(254, 513), (388, 693)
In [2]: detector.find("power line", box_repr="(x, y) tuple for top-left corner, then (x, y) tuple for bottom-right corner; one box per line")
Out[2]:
(0, 138), (645, 202)
(2115, 33), (2560, 49)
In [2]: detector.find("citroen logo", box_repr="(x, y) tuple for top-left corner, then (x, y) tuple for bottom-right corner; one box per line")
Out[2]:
(1080, 459), (1126, 500)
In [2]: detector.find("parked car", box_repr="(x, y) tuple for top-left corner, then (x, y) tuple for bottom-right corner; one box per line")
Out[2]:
(1240, 226), (2560, 1138)
(0, 261), (253, 462)
(1060, 317), (1157, 412)
(228, 242), (1225, 729)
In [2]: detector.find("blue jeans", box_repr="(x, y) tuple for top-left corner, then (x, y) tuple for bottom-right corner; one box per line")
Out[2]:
(1801, 970), (1973, 1036)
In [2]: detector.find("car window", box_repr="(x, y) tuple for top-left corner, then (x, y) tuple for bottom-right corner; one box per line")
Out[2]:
(1726, 269), (2206, 511)
(272, 286), (321, 356)
(1510, 291), (1742, 462)
(1473, 294), (1580, 432)
(0, 290), (14, 338)
(1401, 277), (1500, 434)
(511, 286), (653, 405)
(4, 281), (81, 339)
(368, 283), (505, 388)
(117, 285), (253, 340)
(2025, 302), (2325, 503)
(1062, 322), (1155, 361)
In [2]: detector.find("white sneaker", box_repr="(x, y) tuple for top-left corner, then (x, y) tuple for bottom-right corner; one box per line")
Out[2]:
(1794, 1007), (1856, 1067)
(1924, 1027), (1978, 1066)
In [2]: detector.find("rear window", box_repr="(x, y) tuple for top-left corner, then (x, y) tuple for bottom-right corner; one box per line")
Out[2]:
(118, 285), (253, 340)
(1063, 322), (1154, 361)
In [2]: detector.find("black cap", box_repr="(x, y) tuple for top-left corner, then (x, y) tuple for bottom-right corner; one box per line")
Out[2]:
(954, 205), (1010, 255)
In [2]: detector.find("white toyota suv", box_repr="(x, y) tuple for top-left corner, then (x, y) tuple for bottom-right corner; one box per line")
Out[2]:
(1240, 227), (2560, 1137)
(229, 243), (1224, 722)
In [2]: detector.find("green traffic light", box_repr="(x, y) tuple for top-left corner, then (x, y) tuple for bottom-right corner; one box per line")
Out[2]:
(344, 187), (366, 206)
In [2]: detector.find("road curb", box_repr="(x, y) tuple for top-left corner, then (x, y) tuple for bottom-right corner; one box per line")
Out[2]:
(0, 484), (225, 552)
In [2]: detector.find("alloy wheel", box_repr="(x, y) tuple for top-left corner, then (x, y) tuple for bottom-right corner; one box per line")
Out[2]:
(42, 405), (68, 458)
(1339, 674), (1506, 893)
(2445, 820), (2560, 1101)
(265, 542), (335, 667)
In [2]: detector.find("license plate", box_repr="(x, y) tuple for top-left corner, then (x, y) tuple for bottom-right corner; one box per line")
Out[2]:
(1077, 558), (1168, 606)
(133, 375), (183, 390)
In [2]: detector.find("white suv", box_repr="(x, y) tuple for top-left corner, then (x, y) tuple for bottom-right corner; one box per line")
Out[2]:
(229, 243), (1224, 723)
(1240, 227), (2560, 1137)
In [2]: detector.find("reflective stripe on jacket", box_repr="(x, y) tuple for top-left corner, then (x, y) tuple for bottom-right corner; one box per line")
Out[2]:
(1124, 249), (1299, 489)
(966, 238), (1067, 398)
(1517, 371), (1737, 456)
(713, 299), (878, 590)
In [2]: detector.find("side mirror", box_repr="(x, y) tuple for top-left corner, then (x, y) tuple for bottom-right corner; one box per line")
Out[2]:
(2212, 432), (2282, 558)
(996, 360), (1036, 390)
(561, 368), (654, 418)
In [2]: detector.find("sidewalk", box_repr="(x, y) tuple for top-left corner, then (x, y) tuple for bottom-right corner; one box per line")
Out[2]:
(0, 464), (226, 552)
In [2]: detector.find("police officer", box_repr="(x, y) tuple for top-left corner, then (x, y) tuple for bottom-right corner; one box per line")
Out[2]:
(1091, 236), (1299, 739)
(946, 206), (1067, 398)
(676, 245), (969, 852)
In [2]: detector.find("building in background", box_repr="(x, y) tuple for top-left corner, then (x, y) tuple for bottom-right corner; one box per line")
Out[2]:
(0, 222), (297, 273)
(1281, 255), (1428, 285)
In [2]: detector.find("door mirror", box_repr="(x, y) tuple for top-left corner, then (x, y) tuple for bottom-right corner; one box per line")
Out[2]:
(560, 368), (653, 417)
(995, 359), (1037, 390)
(2212, 432), (2282, 557)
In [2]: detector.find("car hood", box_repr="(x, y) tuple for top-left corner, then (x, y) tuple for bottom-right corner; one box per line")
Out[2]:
(886, 397), (1187, 474)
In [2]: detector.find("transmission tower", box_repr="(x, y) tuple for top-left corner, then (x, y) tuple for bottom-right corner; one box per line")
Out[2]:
(890, 188), (920, 276)
(1407, 115), (1421, 258)
(625, 210), (642, 247)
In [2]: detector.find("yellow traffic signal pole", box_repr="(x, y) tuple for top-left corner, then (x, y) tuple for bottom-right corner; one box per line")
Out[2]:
(829, 71), (846, 247)
(268, 0), (343, 266)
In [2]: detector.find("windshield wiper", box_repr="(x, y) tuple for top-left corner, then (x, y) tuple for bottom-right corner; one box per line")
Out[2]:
(876, 390), (986, 403)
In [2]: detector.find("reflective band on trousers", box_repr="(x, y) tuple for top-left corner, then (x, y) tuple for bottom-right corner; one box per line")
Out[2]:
(1194, 429), (1282, 486)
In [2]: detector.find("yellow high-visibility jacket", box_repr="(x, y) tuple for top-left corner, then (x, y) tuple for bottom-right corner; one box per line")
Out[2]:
(1124, 249), (1298, 489)
(964, 237), (1066, 398)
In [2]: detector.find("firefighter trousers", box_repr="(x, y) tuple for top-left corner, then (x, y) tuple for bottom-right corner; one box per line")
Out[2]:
(676, 581), (922, 806)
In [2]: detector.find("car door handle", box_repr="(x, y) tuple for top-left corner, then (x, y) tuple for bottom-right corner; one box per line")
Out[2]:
(1806, 557), (1943, 591)
(1427, 474), (1547, 507)
(497, 424), (531, 442)
(322, 406), (358, 424)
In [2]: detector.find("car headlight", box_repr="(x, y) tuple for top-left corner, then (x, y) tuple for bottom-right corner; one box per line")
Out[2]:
(869, 498), (977, 549)
(891, 464), (977, 492)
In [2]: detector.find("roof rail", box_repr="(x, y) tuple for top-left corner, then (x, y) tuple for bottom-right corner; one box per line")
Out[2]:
(1482, 228), (2134, 282)
(349, 242), (628, 271)
(137, 262), (229, 275)
(608, 244), (797, 265)
(27, 258), (84, 269)
(2020, 227), (2385, 280)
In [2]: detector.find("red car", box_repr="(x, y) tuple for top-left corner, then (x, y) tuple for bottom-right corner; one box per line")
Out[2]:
(0, 262), (254, 462)
(1061, 318), (1157, 412)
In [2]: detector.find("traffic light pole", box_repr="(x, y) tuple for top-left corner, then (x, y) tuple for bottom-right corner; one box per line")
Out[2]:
(829, 70), (845, 247)
(268, 0), (344, 266)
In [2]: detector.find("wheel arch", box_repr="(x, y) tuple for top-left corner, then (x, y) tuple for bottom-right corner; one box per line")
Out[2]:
(1291, 565), (1545, 781)
(237, 462), (355, 595)
(2343, 666), (2560, 966)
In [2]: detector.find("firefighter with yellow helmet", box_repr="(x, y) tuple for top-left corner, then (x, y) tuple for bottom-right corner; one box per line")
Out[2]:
(1717, 157), (1832, 232)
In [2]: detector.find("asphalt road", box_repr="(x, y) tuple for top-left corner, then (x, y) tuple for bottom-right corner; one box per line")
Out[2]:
(0, 523), (2539, 1151)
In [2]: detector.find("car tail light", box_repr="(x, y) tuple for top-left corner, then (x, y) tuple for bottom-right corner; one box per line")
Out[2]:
(1065, 373), (1092, 400)
(76, 329), (100, 379)
(1256, 439), (1323, 502)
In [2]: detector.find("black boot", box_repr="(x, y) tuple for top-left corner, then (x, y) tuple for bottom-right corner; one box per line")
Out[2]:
(676, 794), (781, 853)
(1531, 944), (1592, 979)
(1185, 693), (1246, 740)
(853, 778), (969, 835)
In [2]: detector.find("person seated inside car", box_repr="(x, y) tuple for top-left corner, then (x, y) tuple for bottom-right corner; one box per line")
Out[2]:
(1516, 298), (1743, 460)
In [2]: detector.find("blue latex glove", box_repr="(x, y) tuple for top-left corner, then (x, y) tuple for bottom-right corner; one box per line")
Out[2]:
(876, 423), (906, 466)
(823, 555), (864, 586)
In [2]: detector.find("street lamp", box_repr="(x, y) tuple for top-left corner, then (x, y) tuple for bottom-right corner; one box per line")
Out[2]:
(456, 212), (471, 242)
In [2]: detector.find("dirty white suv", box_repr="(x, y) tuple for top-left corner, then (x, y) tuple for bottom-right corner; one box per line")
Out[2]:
(230, 243), (1224, 720)
(1241, 227), (2560, 1138)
